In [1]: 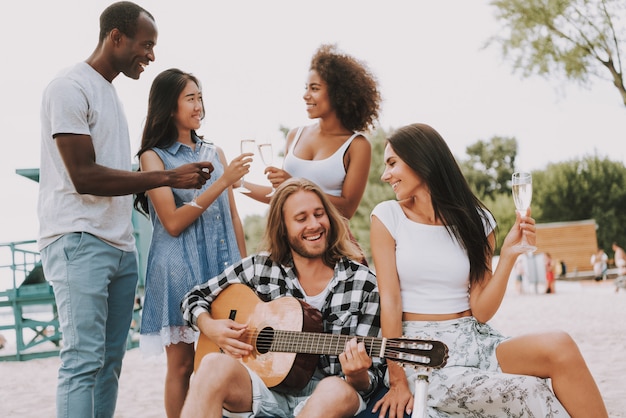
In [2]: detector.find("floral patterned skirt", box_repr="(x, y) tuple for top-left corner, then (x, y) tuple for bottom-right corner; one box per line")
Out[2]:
(392, 317), (570, 418)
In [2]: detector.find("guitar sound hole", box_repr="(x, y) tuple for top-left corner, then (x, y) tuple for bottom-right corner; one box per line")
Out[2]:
(256, 327), (275, 354)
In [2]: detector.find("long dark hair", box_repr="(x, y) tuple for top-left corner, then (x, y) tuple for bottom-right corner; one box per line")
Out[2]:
(387, 123), (495, 285)
(133, 68), (205, 214)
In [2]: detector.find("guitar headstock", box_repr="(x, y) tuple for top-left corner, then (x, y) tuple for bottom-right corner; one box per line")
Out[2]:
(384, 338), (448, 369)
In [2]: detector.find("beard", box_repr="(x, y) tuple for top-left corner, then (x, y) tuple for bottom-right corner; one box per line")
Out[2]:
(288, 233), (328, 259)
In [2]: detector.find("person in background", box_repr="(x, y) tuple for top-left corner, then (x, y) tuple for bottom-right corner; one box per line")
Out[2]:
(591, 248), (608, 282)
(180, 178), (382, 418)
(37, 3), (212, 417)
(241, 44), (382, 261)
(369, 123), (607, 417)
(544, 252), (556, 294)
(612, 242), (626, 292)
(133, 68), (249, 417)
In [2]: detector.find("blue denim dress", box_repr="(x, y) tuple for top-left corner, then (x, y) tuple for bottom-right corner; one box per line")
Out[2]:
(140, 140), (241, 351)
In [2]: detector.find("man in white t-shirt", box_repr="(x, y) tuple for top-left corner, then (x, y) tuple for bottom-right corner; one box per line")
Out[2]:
(38, 3), (212, 417)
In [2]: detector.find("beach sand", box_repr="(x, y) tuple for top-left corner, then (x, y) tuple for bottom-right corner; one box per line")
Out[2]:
(1, 279), (625, 417)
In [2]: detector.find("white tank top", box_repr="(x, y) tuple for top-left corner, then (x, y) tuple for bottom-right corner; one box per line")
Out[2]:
(282, 126), (361, 197)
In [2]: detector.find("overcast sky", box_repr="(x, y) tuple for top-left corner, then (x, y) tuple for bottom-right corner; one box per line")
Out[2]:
(1, 0), (624, 244)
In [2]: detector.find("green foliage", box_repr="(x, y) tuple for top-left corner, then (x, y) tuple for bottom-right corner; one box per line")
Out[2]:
(532, 154), (626, 249)
(242, 213), (268, 255)
(482, 193), (518, 254)
(488, 0), (626, 106)
(349, 127), (396, 263)
(460, 136), (518, 199)
(458, 135), (519, 254)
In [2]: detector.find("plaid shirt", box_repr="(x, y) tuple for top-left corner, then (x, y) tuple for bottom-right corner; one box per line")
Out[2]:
(181, 252), (383, 390)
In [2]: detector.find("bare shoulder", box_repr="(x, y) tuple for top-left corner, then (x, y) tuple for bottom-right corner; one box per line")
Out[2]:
(347, 133), (372, 155)
(139, 149), (164, 171)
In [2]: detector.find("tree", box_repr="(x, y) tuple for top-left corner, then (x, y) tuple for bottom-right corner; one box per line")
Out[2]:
(482, 193), (518, 255)
(242, 213), (267, 255)
(460, 136), (518, 199)
(349, 127), (396, 263)
(488, 0), (626, 107)
(532, 154), (626, 250)
(457, 136), (519, 254)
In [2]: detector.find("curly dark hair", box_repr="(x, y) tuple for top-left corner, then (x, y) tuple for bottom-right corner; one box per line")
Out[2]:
(310, 44), (381, 132)
(98, 1), (154, 42)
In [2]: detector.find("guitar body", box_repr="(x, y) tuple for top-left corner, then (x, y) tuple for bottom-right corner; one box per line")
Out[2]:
(194, 284), (324, 392)
(194, 283), (449, 393)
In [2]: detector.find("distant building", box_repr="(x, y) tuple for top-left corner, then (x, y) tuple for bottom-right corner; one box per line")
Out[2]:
(535, 219), (598, 275)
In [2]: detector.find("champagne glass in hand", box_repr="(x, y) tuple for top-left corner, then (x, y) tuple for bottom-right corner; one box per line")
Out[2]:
(511, 171), (537, 253)
(233, 139), (256, 193)
(258, 142), (275, 197)
(184, 141), (216, 208)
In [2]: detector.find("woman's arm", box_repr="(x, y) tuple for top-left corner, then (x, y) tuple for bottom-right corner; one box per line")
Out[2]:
(226, 172), (247, 257)
(327, 135), (371, 219)
(470, 211), (536, 322)
(141, 147), (247, 237)
(370, 215), (414, 416)
(237, 128), (300, 204)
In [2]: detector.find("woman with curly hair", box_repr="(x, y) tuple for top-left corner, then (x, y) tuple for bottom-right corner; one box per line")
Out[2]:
(242, 44), (381, 263)
(243, 43), (381, 221)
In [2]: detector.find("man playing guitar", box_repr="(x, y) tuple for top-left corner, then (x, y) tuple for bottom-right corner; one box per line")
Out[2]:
(181, 178), (383, 417)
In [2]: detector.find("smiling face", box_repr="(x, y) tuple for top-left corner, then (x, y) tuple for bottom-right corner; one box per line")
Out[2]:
(283, 190), (330, 259)
(381, 143), (426, 200)
(173, 80), (203, 133)
(118, 12), (157, 80)
(302, 70), (333, 120)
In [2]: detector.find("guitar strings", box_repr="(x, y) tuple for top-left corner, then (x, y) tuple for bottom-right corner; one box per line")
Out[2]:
(238, 328), (446, 368)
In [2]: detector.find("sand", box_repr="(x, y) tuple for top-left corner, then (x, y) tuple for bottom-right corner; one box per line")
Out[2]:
(1, 279), (625, 417)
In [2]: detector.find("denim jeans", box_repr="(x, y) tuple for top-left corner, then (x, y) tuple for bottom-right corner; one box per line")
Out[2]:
(42, 232), (138, 418)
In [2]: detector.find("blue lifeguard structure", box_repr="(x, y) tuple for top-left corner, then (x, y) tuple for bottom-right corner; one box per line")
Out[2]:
(0, 168), (151, 360)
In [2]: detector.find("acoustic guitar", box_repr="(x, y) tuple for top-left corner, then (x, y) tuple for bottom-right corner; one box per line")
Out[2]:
(194, 284), (448, 393)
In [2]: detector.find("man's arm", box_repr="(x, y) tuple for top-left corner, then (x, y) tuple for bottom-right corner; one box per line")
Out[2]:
(55, 134), (212, 196)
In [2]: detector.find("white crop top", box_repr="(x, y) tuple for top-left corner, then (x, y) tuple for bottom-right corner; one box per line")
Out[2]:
(371, 200), (495, 314)
(282, 126), (361, 197)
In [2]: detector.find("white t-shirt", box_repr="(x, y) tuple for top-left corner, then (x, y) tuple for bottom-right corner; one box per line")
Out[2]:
(38, 62), (135, 252)
(371, 200), (495, 314)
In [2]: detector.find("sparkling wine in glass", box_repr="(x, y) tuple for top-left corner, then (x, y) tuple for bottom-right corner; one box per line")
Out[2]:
(258, 143), (275, 197)
(511, 171), (537, 253)
(233, 139), (256, 193)
(184, 141), (216, 209)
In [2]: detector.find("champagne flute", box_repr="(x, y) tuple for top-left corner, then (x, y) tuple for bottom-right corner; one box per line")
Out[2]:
(184, 141), (216, 208)
(258, 142), (275, 197)
(233, 139), (256, 193)
(511, 171), (537, 253)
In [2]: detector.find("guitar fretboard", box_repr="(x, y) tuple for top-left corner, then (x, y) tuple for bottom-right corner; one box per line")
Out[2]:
(258, 329), (384, 357)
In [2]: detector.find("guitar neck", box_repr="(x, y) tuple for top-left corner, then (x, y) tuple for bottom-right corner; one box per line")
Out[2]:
(264, 329), (384, 357)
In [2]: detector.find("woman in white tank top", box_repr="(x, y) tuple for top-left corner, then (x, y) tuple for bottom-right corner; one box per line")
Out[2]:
(240, 44), (381, 265)
(240, 43), (381, 221)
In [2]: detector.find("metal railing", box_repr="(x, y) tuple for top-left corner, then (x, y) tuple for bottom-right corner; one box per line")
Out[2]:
(0, 240), (61, 361)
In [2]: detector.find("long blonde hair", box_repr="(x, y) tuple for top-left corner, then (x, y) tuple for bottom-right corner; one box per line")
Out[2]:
(260, 178), (362, 266)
